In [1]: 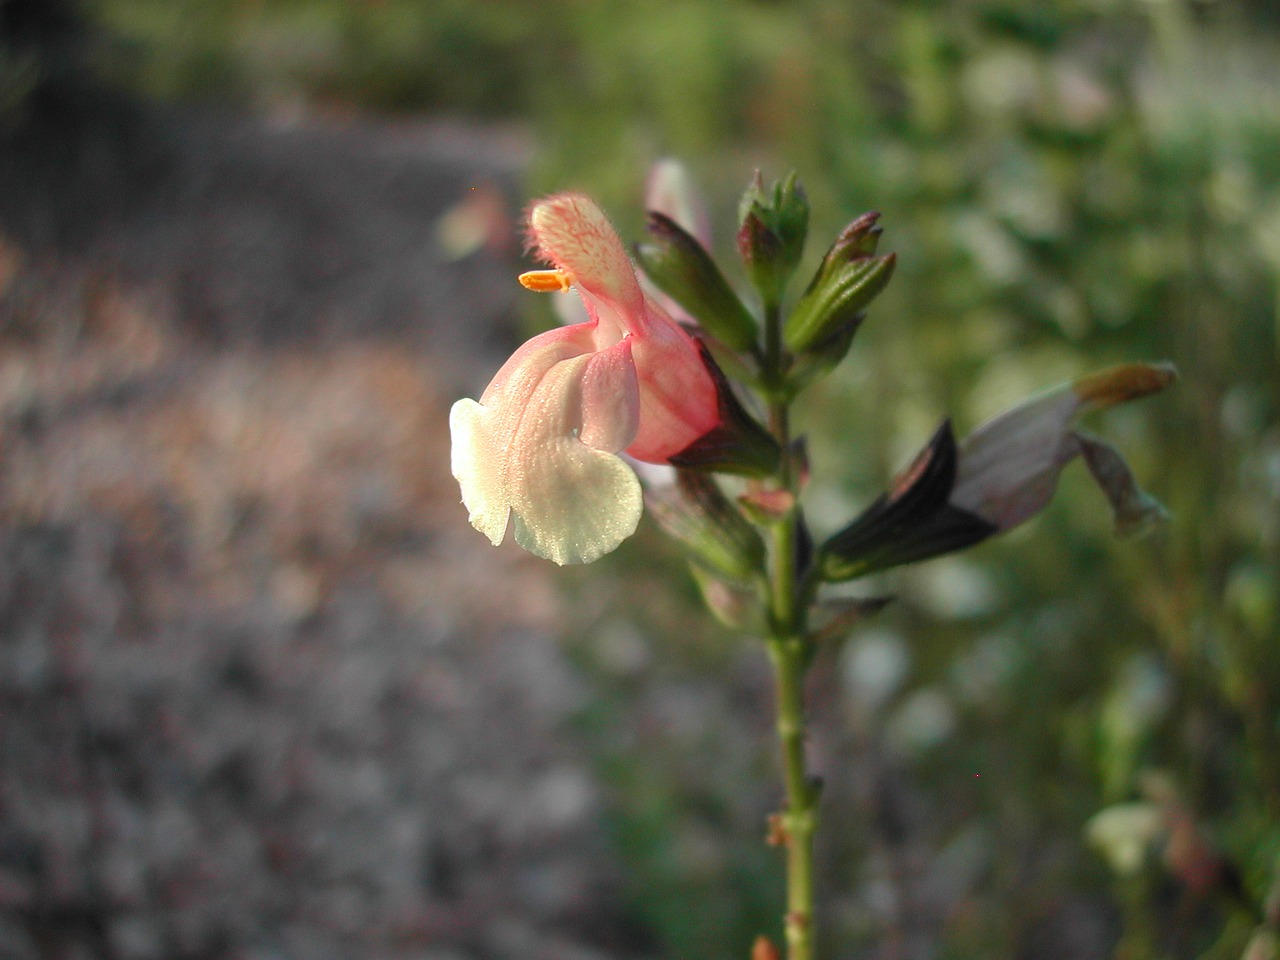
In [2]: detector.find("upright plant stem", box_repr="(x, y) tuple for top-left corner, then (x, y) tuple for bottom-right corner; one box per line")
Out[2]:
(761, 306), (818, 960)
(769, 630), (817, 960)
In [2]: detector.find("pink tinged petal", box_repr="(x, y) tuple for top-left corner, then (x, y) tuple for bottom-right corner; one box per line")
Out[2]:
(625, 302), (721, 463)
(449, 330), (643, 565)
(475, 322), (598, 406)
(951, 362), (1175, 531)
(508, 346), (642, 564)
(576, 338), (640, 450)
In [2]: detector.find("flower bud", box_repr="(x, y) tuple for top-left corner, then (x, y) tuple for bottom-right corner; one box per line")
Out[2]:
(646, 471), (765, 582)
(820, 421), (996, 582)
(636, 212), (759, 352)
(688, 564), (765, 632)
(785, 212), (896, 355)
(738, 489), (795, 525)
(782, 313), (864, 398)
(737, 171), (809, 309)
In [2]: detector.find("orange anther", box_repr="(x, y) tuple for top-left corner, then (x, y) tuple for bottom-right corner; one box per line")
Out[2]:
(518, 268), (574, 293)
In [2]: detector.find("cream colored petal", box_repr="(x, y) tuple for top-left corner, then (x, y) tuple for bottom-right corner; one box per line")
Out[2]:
(450, 334), (644, 565)
(511, 438), (642, 565)
(507, 350), (642, 564)
(451, 330), (594, 550)
(449, 397), (510, 546)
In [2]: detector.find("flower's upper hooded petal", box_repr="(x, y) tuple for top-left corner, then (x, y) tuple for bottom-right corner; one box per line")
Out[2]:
(528, 193), (644, 342)
(526, 194), (722, 465)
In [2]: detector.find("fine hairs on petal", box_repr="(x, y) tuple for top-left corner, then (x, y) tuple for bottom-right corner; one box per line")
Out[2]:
(526, 193), (643, 308)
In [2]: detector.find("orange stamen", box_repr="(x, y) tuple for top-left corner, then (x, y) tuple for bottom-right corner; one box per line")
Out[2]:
(518, 268), (574, 293)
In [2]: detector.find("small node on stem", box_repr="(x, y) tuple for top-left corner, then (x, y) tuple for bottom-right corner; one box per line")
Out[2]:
(766, 813), (789, 847)
(518, 268), (574, 292)
(739, 488), (795, 524)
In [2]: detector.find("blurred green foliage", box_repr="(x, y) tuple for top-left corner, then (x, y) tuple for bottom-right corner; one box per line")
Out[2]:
(89, 0), (1280, 956)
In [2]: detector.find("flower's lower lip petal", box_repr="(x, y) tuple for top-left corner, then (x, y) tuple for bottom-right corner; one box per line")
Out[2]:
(452, 331), (601, 552)
(449, 397), (511, 546)
(504, 351), (642, 564)
(511, 440), (642, 565)
(1076, 430), (1168, 536)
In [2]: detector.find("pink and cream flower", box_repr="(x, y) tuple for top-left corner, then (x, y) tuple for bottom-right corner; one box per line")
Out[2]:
(449, 193), (721, 565)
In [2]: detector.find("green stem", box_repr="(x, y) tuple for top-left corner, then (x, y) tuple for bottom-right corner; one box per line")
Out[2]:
(760, 302), (818, 960)
(768, 634), (818, 960)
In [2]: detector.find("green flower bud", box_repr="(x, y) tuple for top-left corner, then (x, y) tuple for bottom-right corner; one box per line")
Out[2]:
(636, 213), (759, 352)
(646, 472), (766, 582)
(737, 171), (809, 309)
(785, 212), (895, 355)
(782, 314), (864, 398)
(688, 564), (765, 632)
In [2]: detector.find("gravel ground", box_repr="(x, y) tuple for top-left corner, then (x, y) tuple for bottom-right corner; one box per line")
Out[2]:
(0, 94), (651, 960)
